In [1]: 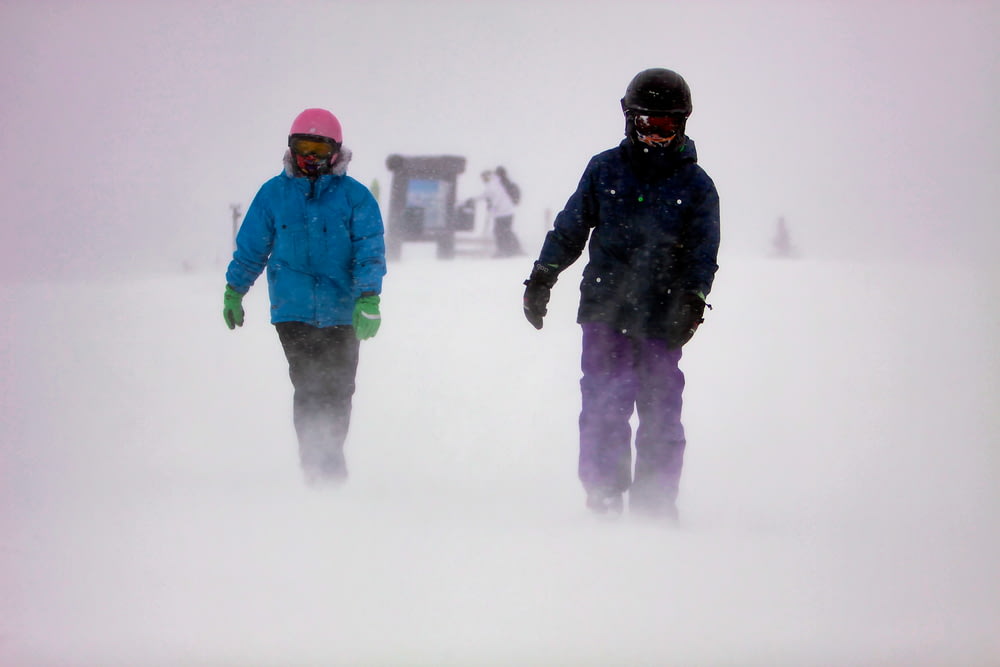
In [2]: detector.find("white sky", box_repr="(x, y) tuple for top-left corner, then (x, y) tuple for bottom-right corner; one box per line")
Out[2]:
(1, 0), (998, 279)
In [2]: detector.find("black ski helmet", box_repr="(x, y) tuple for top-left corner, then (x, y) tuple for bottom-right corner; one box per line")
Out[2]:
(621, 68), (692, 150)
(621, 68), (692, 116)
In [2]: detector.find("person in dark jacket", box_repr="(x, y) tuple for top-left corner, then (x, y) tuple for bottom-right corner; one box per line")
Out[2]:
(522, 69), (720, 521)
(223, 108), (386, 486)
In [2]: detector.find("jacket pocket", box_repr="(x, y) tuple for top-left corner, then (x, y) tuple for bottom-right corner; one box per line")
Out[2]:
(273, 221), (308, 268)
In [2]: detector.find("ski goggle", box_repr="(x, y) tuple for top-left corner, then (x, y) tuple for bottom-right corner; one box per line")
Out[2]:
(289, 136), (338, 159)
(633, 113), (681, 139)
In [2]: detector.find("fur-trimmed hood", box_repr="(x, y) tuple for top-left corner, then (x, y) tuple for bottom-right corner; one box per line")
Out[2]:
(282, 145), (354, 178)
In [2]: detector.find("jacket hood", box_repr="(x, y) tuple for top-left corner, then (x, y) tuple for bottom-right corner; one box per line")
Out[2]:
(283, 145), (353, 178)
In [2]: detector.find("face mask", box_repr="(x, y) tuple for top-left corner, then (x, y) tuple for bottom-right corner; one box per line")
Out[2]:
(295, 152), (330, 176)
(289, 135), (340, 176)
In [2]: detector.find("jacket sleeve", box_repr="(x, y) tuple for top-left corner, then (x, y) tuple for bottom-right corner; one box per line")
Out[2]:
(537, 158), (599, 271)
(349, 183), (387, 296)
(225, 183), (276, 293)
(678, 174), (720, 297)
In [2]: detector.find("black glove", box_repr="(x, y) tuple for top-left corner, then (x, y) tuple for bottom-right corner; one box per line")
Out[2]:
(522, 262), (558, 329)
(664, 290), (708, 348)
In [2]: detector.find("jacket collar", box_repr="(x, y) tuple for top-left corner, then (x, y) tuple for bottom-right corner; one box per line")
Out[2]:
(621, 136), (697, 179)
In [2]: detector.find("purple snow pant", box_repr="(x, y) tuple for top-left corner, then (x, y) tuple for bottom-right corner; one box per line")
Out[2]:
(579, 322), (686, 512)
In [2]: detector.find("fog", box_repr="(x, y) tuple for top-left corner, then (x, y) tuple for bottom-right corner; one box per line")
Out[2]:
(1, 1), (998, 279)
(4, 254), (999, 665)
(2, 1), (999, 665)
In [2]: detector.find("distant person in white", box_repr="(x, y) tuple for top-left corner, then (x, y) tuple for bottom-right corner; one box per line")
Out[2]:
(477, 167), (524, 257)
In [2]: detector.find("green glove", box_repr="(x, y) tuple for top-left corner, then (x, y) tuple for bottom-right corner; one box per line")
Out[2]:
(352, 295), (381, 340)
(223, 285), (245, 330)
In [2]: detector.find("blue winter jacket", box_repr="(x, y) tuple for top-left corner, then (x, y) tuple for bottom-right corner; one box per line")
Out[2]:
(538, 138), (720, 339)
(226, 148), (386, 327)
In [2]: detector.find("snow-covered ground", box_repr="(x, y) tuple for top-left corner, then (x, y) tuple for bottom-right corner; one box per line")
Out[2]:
(2, 251), (998, 666)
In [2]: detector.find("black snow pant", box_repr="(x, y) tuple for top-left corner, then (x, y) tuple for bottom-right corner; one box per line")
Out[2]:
(275, 322), (360, 484)
(492, 215), (523, 257)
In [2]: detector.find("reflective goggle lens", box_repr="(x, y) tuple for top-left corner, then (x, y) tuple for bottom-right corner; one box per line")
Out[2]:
(634, 114), (680, 139)
(291, 137), (336, 158)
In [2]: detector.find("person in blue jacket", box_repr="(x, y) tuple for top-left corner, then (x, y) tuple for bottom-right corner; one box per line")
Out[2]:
(223, 108), (386, 486)
(522, 69), (720, 521)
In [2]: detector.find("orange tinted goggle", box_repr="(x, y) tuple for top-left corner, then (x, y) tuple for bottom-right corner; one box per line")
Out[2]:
(290, 136), (338, 159)
(633, 114), (681, 138)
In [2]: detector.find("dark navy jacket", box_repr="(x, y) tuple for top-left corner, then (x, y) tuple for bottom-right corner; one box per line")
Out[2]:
(538, 138), (720, 339)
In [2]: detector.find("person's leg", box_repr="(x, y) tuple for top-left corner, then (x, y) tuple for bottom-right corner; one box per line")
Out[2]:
(631, 338), (686, 518)
(275, 322), (360, 483)
(492, 215), (516, 256)
(578, 322), (638, 509)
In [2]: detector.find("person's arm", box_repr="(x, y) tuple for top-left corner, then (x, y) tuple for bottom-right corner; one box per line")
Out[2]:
(349, 184), (387, 298)
(349, 183), (387, 340)
(677, 176), (720, 297)
(523, 159), (599, 329)
(536, 157), (600, 271)
(225, 183), (277, 293)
